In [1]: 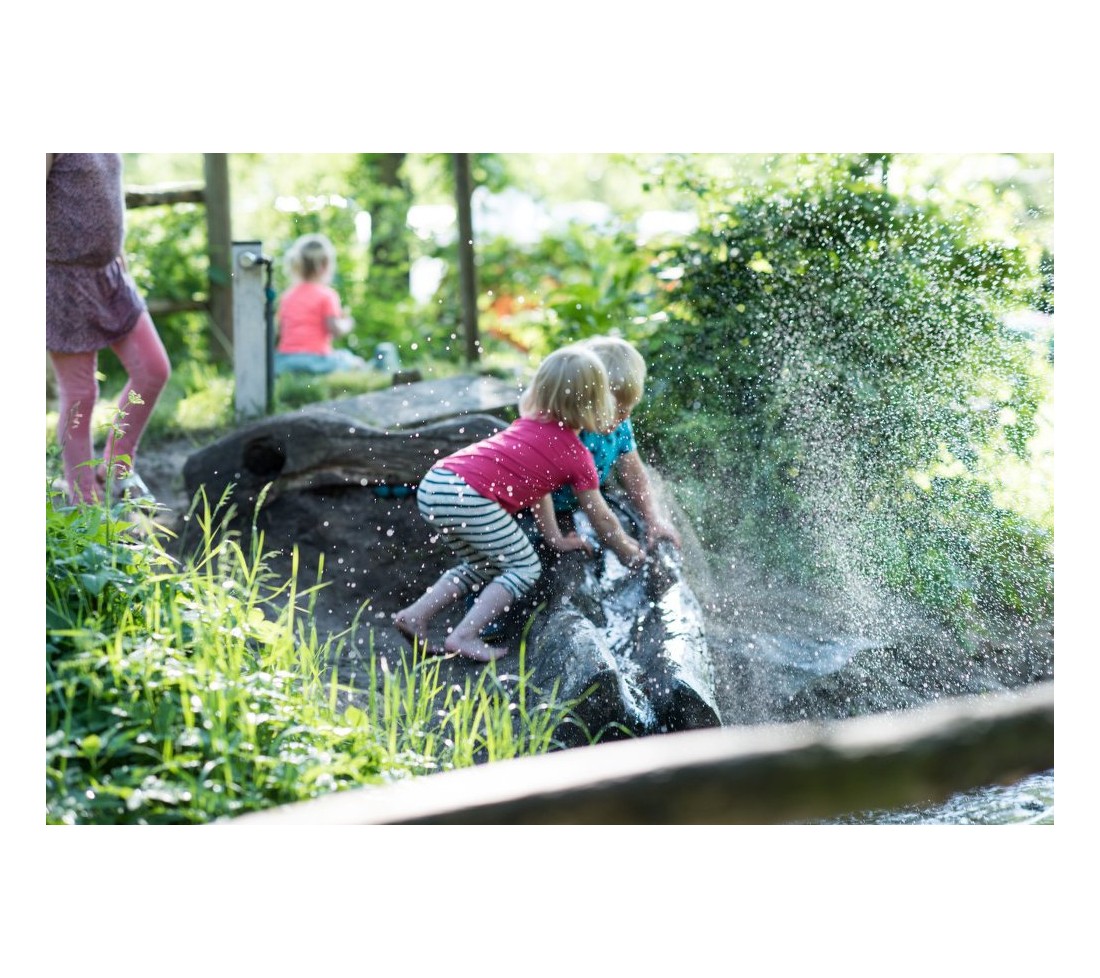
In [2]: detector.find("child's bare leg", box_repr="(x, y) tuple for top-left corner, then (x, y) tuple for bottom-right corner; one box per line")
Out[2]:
(443, 582), (515, 662)
(103, 313), (171, 479)
(49, 349), (101, 503)
(393, 572), (469, 653)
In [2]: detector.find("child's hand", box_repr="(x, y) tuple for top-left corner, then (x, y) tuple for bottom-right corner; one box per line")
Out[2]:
(623, 543), (647, 570)
(550, 531), (593, 555)
(328, 312), (354, 337)
(646, 519), (682, 550)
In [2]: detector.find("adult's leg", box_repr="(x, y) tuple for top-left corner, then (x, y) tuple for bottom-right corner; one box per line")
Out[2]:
(48, 349), (101, 503)
(103, 312), (171, 477)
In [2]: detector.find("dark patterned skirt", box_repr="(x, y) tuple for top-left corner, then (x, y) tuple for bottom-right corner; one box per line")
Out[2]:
(46, 256), (146, 354)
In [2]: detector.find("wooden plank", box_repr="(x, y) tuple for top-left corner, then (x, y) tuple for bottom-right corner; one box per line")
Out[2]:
(125, 184), (205, 208)
(146, 298), (208, 316)
(321, 373), (522, 429)
(231, 681), (1054, 825)
(203, 154), (233, 359)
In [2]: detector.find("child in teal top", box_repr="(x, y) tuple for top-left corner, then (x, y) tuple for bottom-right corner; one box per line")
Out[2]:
(553, 336), (681, 550)
(551, 420), (636, 510)
(474, 334), (680, 643)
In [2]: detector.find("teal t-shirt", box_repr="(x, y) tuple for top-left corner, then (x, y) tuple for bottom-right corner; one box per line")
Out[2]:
(551, 419), (636, 512)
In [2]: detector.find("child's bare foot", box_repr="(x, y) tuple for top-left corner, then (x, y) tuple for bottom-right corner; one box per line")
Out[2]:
(442, 634), (509, 662)
(392, 612), (444, 656)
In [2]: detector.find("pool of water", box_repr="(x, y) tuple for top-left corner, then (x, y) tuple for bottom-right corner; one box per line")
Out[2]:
(823, 769), (1054, 824)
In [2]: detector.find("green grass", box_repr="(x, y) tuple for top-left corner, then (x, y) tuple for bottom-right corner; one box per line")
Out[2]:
(45, 476), (590, 825)
(273, 367), (397, 413)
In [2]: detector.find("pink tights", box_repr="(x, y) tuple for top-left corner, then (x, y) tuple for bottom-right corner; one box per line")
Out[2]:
(49, 312), (171, 503)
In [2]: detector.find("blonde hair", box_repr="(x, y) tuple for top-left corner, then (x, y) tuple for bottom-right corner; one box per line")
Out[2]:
(286, 233), (336, 282)
(520, 346), (616, 432)
(583, 335), (646, 410)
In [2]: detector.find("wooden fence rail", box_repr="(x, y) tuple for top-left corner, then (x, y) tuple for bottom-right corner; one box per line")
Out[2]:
(145, 298), (209, 316)
(125, 184), (206, 209)
(234, 681), (1054, 825)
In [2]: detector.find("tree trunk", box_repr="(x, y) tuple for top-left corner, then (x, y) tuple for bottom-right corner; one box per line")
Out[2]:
(362, 153), (411, 305)
(453, 153), (480, 364)
(203, 153), (233, 361)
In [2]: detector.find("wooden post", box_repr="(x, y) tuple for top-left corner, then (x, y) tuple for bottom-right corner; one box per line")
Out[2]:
(452, 153), (480, 364)
(232, 242), (270, 421)
(203, 154), (233, 361)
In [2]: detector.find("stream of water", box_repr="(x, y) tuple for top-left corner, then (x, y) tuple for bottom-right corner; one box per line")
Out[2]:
(823, 769), (1054, 825)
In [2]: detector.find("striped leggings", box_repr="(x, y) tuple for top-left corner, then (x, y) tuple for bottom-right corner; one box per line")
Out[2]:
(417, 465), (543, 600)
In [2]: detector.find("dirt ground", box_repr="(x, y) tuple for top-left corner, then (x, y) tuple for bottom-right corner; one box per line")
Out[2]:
(134, 435), (203, 532)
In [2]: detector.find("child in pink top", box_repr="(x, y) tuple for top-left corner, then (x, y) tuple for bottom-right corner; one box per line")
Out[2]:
(394, 346), (646, 662)
(275, 233), (368, 374)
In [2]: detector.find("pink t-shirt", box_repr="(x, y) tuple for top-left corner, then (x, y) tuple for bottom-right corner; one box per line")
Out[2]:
(276, 281), (340, 354)
(440, 416), (600, 514)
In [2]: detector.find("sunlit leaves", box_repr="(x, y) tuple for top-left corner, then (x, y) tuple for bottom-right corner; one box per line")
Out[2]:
(633, 166), (1051, 631)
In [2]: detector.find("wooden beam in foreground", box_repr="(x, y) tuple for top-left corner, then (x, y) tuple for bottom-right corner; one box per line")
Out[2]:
(232, 682), (1053, 825)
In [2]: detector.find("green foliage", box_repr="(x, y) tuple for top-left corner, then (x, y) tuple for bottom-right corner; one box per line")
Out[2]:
(161, 361), (235, 437)
(635, 166), (1053, 631)
(125, 204), (207, 315)
(423, 225), (663, 360)
(538, 227), (661, 345)
(46, 486), (380, 823)
(858, 475), (1054, 624)
(361, 627), (582, 770)
(124, 204), (218, 376)
(45, 479), (589, 824)
(273, 367), (394, 412)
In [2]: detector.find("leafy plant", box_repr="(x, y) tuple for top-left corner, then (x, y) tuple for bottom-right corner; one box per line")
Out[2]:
(125, 203), (217, 370)
(423, 225), (663, 361)
(46, 477), (591, 824)
(633, 162), (1052, 632)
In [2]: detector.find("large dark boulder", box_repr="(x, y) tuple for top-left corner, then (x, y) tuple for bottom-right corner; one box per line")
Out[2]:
(182, 407), (723, 747)
(182, 403), (509, 522)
